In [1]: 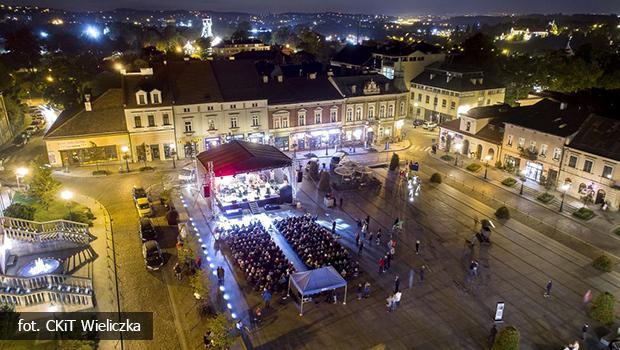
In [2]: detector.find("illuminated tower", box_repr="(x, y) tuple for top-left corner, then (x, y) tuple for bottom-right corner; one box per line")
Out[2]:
(201, 17), (213, 38)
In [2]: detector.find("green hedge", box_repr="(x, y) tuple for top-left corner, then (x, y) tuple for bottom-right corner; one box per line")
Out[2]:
(466, 163), (481, 172)
(492, 326), (520, 350)
(536, 192), (555, 204)
(592, 255), (613, 272)
(430, 173), (442, 184)
(501, 177), (517, 187)
(589, 292), (616, 325)
(440, 155), (454, 162)
(139, 166), (155, 172)
(92, 170), (111, 176)
(573, 207), (595, 220)
(613, 227), (620, 236)
(3, 203), (36, 220)
(495, 206), (510, 220)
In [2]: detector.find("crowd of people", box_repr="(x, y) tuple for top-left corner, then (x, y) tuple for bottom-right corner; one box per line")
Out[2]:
(220, 221), (295, 292)
(275, 214), (359, 279)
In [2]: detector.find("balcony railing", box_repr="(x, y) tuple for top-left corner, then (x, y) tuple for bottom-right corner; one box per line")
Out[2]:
(0, 217), (94, 245)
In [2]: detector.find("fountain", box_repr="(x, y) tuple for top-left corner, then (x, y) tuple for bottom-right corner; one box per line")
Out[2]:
(18, 258), (61, 277)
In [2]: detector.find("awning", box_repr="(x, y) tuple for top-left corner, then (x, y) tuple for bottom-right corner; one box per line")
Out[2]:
(289, 266), (347, 296)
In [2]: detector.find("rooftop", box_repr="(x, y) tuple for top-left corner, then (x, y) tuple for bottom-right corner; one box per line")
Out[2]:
(568, 114), (620, 161)
(331, 74), (407, 97)
(411, 62), (503, 92)
(503, 99), (590, 137)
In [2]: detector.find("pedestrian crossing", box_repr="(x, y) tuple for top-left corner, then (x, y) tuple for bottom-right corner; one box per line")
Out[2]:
(408, 145), (432, 153)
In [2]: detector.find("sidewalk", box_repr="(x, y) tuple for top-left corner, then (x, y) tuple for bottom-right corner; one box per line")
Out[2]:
(52, 159), (183, 178)
(284, 140), (411, 161)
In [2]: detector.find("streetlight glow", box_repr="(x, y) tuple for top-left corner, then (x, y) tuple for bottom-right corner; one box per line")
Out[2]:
(16, 167), (28, 177)
(60, 190), (74, 201)
(83, 25), (101, 39)
(121, 145), (129, 153)
(114, 63), (124, 71)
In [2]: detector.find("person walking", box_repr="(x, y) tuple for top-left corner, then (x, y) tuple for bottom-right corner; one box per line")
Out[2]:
(339, 197), (343, 208)
(419, 265), (426, 282)
(366, 215), (370, 227)
(361, 222), (367, 239)
(363, 282), (371, 298)
(332, 220), (337, 235)
(393, 290), (402, 310)
(378, 256), (385, 273)
(376, 229), (382, 245)
(488, 324), (498, 345)
(544, 280), (553, 297)
(262, 288), (272, 309)
(408, 268), (415, 289)
(385, 252), (392, 270)
(581, 323), (589, 340)
(386, 294), (394, 312)
(415, 240), (421, 255)
(174, 263), (182, 280)
(356, 283), (363, 300)
(217, 266), (225, 283)
(355, 231), (360, 247)
(368, 230), (374, 243)
(393, 275), (400, 293)
(358, 240), (364, 255)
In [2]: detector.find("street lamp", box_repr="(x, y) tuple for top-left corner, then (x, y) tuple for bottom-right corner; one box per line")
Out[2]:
(454, 143), (463, 166)
(484, 155), (492, 180)
(15, 167), (28, 190)
(519, 170), (526, 195)
(60, 190), (74, 217)
(559, 183), (570, 212)
(121, 146), (130, 173)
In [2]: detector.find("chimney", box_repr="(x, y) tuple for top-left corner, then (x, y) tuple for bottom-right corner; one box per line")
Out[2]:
(429, 73), (435, 80)
(351, 85), (357, 94)
(309, 72), (317, 80)
(84, 93), (92, 112)
(560, 102), (568, 110)
(277, 75), (283, 83)
(327, 69), (334, 77)
(470, 78), (477, 85)
(384, 82), (389, 91)
(262, 75), (269, 83)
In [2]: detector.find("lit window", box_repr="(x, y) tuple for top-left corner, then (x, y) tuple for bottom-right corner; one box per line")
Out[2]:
(314, 110), (322, 124)
(230, 117), (238, 128)
(298, 111), (306, 126)
(330, 109), (338, 122)
(553, 148), (561, 160)
(134, 116), (142, 128)
(162, 114), (170, 125)
(252, 115), (259, 127)
(568, 155), (577, 168)
(346, 108), (353, 122)
(147, 115), (155, 127)
(184, 120), (193, 133)
(583, 159), (593, 173)
(602, 165), (613, 179)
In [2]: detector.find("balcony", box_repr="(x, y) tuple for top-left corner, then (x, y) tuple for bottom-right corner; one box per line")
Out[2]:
(519, 148), (538, 161)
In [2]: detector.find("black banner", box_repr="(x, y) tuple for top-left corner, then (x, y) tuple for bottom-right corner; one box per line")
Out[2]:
(0, 312), (153, 340)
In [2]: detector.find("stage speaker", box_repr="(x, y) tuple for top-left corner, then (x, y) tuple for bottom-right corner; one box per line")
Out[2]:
(279, 185), (293, 203)
(203, 185), (211, 198)
(297, 170), (303, 183)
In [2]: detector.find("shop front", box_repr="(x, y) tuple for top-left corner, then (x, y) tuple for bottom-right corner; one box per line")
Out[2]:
(248, 132), (265, 144)
(524, 161), (543, 182)
(60, 145), (119, 166)
(274, 135), (290, 151)
(44, 133), (130, 168)
(204, 136), (221, 150)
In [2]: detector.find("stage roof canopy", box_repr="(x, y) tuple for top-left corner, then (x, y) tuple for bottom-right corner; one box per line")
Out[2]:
(196, 140), (292, 177)
(290, 266), (347, 296)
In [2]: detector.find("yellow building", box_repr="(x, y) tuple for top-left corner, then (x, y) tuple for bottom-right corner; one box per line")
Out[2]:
(410, 63), (505, 123)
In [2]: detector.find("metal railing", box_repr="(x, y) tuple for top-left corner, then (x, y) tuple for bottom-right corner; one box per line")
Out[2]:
(0, 289), (93, 309)
(0, 216), (94, 245)
(1, 274), (93, 291)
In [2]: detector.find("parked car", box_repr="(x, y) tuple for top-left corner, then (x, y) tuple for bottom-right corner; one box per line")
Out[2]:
(139, 218), (157, 242)
(12, 134), (26, 147)
(413, 119), (425, 126)
(142, 240), (164, 271)
(178, 166), (196, 183)
(330, 151), (348, 171)
(132, 186), (148, 202)
(422, 121), (437, 130)
(132, 187), (151, 217)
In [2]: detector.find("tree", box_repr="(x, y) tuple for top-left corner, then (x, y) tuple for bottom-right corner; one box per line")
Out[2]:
(273, 26), (292, 45)
(231, 21), (251, 42)
(27, 164), (61, 209)
(491, 325), (520, 350)
(3, 203), (35, 220)
(206, 314), (233, 350)
(4, 27), (41, 69)
(389, 153), (400, 171)
(0, 303), (20, 344)
(589, 292), (616, 325)
(318, 171), (331, 192)
(89, 142), (106, 171)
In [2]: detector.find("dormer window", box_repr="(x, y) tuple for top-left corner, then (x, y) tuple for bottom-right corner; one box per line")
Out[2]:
(136, 90), (147, 105)
(150, 89), (161, 104)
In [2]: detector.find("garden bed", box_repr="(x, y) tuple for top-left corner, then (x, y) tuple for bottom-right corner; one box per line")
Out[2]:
(465, 163), (481, 172)
(573, 207), (595, 220)
(440, 155), (454, 162)
(536, 192), (555, 204)
(501, 177), (517, 187)
(11, 191), (95, 226)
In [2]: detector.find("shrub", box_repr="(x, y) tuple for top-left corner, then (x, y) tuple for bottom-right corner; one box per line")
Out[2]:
(466, 163), (481, 172)
(64, 210), (95, 226)
(318, 171), (331, 192)
(495, 160), (503, 169)
(389, 153), (400, 171)
(92, 170), (111, 176)
(492, 326), (520, 350)
(139, 166), (155, 172)
(589, 292), (616, 325)
(495, 206), (510, 220)
(573, 207), (595, 220)
(592, 255), (613, 272)
(166, 207), (179, 225)
(536, 192), (555, 204)
(614, 227), (620, 237)
(3, 203), (36, 220)
(430, 173), (442, 184)
(501, 177), (517, 187)
(440, 154), (454, 162)
(307, 161), (320, 181)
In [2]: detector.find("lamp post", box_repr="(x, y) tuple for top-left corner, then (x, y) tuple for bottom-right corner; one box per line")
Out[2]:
(519, 170), (526, 195)
(484, 155), (492, 180)
(60, 190), (74, 217)
(454, 143), (463, 166)
(170, 146), (177, 169)
(15, 167), (28, 190)
(121, 146), (130, 173)
(559, 183), (570, 212)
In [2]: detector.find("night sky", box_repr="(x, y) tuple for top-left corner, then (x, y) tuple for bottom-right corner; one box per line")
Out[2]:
(7, 0), (620, 15)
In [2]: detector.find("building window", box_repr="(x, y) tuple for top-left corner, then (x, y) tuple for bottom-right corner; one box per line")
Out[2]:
(507, 135), (513, 146)
(208, 119), (215, 130)
(184, 120), (193, 133)
(450, 101), (456, 110)
(529, 141), (536, 152)
(388, 105), (394, 117)
(433, 97), (438, 106)
(602, 165), (613, 179)
(518, 137), (525, 149)
(568, 155), (577, 168)
(379, 105), (386, 118)
(553, 148), (561, 160)
(134, 116), (142, 128)
(274, 117), (281, 129)
(162, 113), (170, 125)
(147, 115), (155, 127)
(583, 159), (593, 173)
(368, 105), (375, 118)
(282, 116), (289, 128)
(298, 112), (306, 126)
(355, 107), (362, 121)
(152, 93), (161, 104)
(400, 102), (405, 115)
(251, 102), (258, 107)
(230, 116), (238, 128)
(207, 106), (214, 111)
(137, 93), (146, 105)
(183, 107), (190, 113)
(486, 98), (491, 105)
(465, 121), (471, 132)
(330, 109), (338, 122)
(425, 95), (430, 104)
(251, 114), (259, 127)
(230, 104), (237, 109)
(314, 110), (322, 124)
(540, 144), (548, 157)
(441, 99), (447, 108)
(346, 108), (353, 122)
(417, 94), (422, 102)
